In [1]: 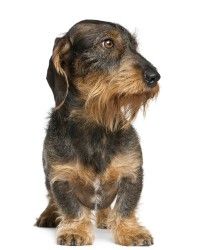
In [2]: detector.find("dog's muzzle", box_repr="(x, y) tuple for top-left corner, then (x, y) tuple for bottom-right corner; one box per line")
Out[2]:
(134, 52), (161, 88)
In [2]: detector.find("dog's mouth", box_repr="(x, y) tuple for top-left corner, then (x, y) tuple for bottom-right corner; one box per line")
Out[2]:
(73, 70), (160, 131)
(146, 81), (158, 89)
(146, 81), (160, 95)
(117, 76), (160, 97)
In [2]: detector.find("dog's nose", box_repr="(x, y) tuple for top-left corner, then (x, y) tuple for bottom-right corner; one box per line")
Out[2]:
(144, 68), (160, 87)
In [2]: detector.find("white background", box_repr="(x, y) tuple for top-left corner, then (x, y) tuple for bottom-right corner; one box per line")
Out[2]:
(0, 0), (200, 249)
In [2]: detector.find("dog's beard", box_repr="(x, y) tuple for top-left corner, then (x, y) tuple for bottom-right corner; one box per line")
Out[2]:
(76, 68), (159, 131)
(84, 85), (159, 131)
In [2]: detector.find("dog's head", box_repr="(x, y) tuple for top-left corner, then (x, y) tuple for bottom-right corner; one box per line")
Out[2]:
(47, 20), (160, 130)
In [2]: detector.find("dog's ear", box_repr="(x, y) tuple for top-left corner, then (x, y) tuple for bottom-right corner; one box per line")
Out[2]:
(46, 36), (71, 109)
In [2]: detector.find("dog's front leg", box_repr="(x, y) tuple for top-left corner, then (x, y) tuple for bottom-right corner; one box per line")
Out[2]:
(52, 181), (93, 246)
(109, 170), (153, 246)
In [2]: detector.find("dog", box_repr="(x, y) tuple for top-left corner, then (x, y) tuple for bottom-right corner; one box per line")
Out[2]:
(36, 20), (160, 246)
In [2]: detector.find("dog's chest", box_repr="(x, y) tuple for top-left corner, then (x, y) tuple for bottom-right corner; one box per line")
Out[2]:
(74, 176), (118, 210)
(68, 123), (124, 173)
(61, 121), (137, 209)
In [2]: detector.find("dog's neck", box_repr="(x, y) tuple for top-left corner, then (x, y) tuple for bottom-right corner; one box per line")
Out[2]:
(58, 86), (131, 132)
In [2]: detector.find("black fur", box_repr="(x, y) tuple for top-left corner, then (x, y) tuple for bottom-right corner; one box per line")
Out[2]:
(115, 170), (143, 217)
(36, 20), (159, 246)
(52, 181), (81, 218)
(45, 99), (140, 173)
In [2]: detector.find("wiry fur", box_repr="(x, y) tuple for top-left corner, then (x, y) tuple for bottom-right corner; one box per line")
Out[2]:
(73, 58), (159, 131)
(36, 19), (160, 246)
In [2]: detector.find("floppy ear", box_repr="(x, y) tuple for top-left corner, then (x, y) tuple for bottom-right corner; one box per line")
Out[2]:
(46, 36), (71, 109)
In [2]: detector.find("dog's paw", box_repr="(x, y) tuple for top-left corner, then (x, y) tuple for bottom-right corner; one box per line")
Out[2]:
(114, 227), (153, 246)
(57, 233), (93, 246)
(35, 214), (58, 228)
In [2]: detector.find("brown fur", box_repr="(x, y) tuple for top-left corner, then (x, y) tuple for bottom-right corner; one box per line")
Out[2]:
(48, 148), (142, 212)
(52, 37), (70, 110)
(50, 163), (96, 209)
(35, 198), (60, 227)
(57, 208), (93, 246)
(73, 59), (159, 131)
(108, 211), (153, 246)
(96, 207), (111, 229)
(50, 149), (141, 206)
(37, 20), (160, 246)
(51, 162), (96, 186)
(102, 149), (142, 183)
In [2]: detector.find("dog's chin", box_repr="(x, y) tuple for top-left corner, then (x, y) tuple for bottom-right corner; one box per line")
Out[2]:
(147, 83), (160, 96)
(117, 83), (159, 122)
(82, 82), (159, 131)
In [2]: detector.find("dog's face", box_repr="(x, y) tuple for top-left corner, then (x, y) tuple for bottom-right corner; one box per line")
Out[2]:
(47, 20), (160, 130)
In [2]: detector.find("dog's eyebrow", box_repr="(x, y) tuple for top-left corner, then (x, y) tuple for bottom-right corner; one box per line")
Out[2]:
(72, 34), (97, 52)
(73, 31), (114, 48)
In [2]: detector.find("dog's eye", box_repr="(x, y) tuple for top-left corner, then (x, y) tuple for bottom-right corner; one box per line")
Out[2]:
(102, 39), (114, 49)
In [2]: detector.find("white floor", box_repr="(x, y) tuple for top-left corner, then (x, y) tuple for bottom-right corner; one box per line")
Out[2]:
(2, 191), (199, 250)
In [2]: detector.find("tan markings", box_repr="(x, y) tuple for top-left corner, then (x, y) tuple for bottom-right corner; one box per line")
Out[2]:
(108, 211), (153, 246)
(50, 162), (96, 186)
(50, 163), (97, 208)
(73, 57), (159, 131)
(57, 208), (93, 245)
(50, 150), (141, 210)
(52, 39), (70, 75)
(96, 207), (111, 229)
(102, 151), (142, 184)
(51, 38), (70, 110)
